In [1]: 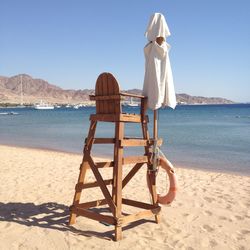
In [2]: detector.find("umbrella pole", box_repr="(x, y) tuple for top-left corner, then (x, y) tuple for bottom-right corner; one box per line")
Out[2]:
(153, 110), (158, 140)
(152, 110), (158, 171)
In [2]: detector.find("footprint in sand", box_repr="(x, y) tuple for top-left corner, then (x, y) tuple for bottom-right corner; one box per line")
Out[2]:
(4, 222), (11, 229)
(219, 215), (233, 222)
(203, 196), (215, 203)
(202, 224), (214, 232)
(241, 229), (250, 235)
(203, 210), (212, 216)
(235, 215), (244, 220)
(209, 239), (218, 247)
(219, 216), (227, 220)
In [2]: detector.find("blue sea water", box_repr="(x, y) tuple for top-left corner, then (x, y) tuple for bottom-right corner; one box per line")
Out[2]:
(0, 104), (250, 175)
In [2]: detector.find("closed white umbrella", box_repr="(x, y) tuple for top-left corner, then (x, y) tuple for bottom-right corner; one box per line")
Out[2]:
(143, 12), (176, 110)
(143, 13), (176, 168)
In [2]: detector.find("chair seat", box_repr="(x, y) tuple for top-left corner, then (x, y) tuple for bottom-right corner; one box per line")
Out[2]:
(90, 113), (149, 123)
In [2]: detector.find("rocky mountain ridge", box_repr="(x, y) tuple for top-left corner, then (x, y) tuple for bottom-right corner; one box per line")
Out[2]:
(0, 74), (234, 105)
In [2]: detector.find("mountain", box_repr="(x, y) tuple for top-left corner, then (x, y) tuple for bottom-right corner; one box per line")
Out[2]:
(0, 74), (93, 104)
(0, 74), (234, 105)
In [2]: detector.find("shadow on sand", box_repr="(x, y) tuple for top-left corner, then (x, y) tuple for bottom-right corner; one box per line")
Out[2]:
(0, 202), (153, 241)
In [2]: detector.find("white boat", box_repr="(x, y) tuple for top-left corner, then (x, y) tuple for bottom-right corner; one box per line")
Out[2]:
(0, 112), (19, 115)
(34, 100), (54, 110)
(17, 75), (25, 108)
(127, 97), (139, 107)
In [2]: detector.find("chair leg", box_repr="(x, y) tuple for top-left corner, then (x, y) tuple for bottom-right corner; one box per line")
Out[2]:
(69, 121), (97, 225)
(113, 121), (124, 241)
(147, 171), (160, 223)
(69, 160), (89, 225)
(141, 122), (160, 223)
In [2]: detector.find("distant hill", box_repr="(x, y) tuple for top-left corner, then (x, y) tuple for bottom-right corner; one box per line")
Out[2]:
(0, 74), (234, 105)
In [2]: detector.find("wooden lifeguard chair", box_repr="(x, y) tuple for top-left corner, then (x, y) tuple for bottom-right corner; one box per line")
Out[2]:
(69, 72), (162, 241)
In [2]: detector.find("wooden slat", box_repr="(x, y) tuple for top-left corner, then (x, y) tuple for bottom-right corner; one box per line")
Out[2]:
(89, 95), (122, 101)
(84, 121), (98, 152)
(120, 138), (163, 147)
(69, 120), (97, 225)
(86, 138), (115, 144)
(95, 161), (114, 168)
(90, 114), (149, 123)
(73, 207), (116, 225)
(76, 199), (107, 209)
(122, 156), (148, 165)
(75, 179), (113, 190)
(107, 74), (115, 113)
(120, 114), (143, 123)
(122, 198), (160, 210)
(121, 138), (148, 147)
(122, 163), (143, 189)
(90, 114), (117, 122)
(95, 74), (102, 113)
(102, 73), (109, 114)
(141, 114), (160, 223)
(88, 156), (116, 216)
(119, 207), (161, 225)
(113, 121), (124, 241)
(140, 97), (147, 118)
(120, 92), (145, 99)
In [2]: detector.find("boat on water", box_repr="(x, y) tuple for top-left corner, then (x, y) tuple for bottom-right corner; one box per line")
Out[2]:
(127, 97), (139, 107)
(34, 100), (54, 110)
(127, 102), (139, 107)
(0, 112), (19, 115)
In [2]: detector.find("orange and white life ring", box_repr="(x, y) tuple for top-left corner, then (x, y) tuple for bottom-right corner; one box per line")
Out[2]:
(147, 156), (178, 205)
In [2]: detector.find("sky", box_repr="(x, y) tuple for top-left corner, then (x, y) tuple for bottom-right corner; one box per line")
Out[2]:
(1, 0), (250, 102)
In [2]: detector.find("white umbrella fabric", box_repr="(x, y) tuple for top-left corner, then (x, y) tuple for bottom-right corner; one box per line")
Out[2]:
(142, 13), (176, 169)
(143, 13), (176, 110)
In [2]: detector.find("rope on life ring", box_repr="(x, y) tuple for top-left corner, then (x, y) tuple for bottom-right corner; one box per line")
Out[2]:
(147, 156), (178, 205)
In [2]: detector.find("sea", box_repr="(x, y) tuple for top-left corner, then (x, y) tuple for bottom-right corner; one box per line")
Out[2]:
(0, 104), (250, 175)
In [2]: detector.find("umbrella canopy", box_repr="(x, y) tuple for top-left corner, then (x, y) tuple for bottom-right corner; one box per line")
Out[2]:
(142, 13), (176, 110)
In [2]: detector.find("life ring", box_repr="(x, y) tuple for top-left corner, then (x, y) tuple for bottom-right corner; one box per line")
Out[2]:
(147, 156), (178, 205)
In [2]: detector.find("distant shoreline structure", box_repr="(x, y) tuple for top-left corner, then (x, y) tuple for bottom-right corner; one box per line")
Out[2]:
(0, 74), (235, 105)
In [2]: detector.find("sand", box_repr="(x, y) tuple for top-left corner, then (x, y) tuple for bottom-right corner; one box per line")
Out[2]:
(0, 145), (249, 250)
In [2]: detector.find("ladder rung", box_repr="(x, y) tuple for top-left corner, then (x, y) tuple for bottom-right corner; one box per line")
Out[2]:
(119, 207), (161, 225)
(120, 138), (163, 147)
(72, 207), (116, 225)
(75, 179), (113, 190)
(95, 161), (114, 168)
(76, 199), (107, 209)
(122, 156), (148, 165)
(85, 138), (115, 144)
(122, 198), (159, 210)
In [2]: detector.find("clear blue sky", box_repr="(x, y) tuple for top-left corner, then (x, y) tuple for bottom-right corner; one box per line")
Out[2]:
(1, 0), (250, 102)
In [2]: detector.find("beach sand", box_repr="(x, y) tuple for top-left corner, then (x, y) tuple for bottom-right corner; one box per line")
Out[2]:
(0, 145), (249, 250)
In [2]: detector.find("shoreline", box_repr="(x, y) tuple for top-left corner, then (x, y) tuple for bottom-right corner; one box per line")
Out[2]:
(0, 143), (249, 177)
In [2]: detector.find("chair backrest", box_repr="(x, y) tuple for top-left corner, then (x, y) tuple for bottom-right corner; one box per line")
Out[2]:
(95, 72), (121, 114)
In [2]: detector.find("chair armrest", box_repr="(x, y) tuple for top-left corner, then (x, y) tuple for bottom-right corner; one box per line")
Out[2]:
(89, 94), (123, 101)
(120, 92), (146, 99)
